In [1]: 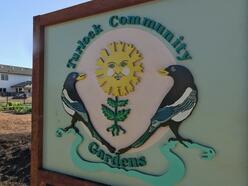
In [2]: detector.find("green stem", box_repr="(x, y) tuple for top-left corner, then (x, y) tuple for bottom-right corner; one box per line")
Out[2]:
(105, 96), (127, 136)
(114, 96), (118, 126)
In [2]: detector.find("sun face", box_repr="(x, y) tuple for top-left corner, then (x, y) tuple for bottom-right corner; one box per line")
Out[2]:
(96, 41), (144, 96)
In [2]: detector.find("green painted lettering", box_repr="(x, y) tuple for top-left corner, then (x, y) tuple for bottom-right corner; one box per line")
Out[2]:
(128, 158), (138, 167)
(121, 158), (128, 167)
(83, 36), (90, 45)
(72, 53), (80, 61)
(109, 16), (119, 27)
(155, 22), (166, 35)
(177, 50), (192, 61)
(77, 40), (86, 49)
(163, 30), (174, 43)
(176, 43), (187, 53)
(96, 149), (105, 160)
(75, 46), (83, 55)
(104, 154), (112, 163)
(88, 142), (99, 154)
(138, 156), (147, 166)
(93, 24), (103, 35)
(88, 31), (95, 39)
(127, 16), (141, 25)
(142, 17), (156, 29)
(119, 16), (128, 25)
(66, 58), (76, 69)
(112, 154), (120, 167)
(172, 36), (184, 48)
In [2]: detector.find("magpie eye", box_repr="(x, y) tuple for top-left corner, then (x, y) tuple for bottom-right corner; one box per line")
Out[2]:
(171, 67), (176, 72)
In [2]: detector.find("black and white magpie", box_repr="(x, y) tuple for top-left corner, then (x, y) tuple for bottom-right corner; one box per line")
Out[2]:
(61, 72), (88, 132)
(119, 65), (198, 153)
(61, 72), (115, 153)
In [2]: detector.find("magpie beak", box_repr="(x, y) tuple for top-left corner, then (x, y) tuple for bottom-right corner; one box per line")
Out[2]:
(158, 68), (169, 76)
(76, 73), (87, 81)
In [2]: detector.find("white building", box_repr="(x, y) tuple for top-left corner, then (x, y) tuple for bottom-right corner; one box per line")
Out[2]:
(0, 64), (32, 95)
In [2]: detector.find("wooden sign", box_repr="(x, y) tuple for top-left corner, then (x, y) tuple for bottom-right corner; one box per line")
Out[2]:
(32, 0), (247, 186)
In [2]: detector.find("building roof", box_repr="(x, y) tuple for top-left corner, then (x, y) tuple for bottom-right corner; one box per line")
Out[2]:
(0, 64), (32, 76)
(11, 81), (32, 88)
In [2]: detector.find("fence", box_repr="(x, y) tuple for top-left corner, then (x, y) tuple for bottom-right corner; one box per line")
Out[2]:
(0, 95), (32, 105)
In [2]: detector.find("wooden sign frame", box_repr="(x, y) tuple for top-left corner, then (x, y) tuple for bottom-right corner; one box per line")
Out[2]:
(31, 0), (156, 185)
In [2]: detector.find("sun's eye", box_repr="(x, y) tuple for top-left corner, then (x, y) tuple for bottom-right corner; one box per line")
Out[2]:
(108, 62), (115, 68)
(120, 60), (128, 67)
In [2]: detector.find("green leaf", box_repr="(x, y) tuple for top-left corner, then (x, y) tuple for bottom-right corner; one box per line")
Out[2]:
(117, 99), (128, 107)
(116, 109), (130, 122)
(107, 98), (116, 108)
(101, 104), (115, 120)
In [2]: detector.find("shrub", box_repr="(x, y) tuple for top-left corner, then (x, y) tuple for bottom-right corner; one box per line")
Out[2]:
(14, 105), (32, 114)
(0, 102), (32, 114)
(0, 105), (5, 111)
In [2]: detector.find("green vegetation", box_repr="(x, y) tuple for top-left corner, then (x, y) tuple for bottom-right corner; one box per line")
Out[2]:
(0, 102), (32, 114)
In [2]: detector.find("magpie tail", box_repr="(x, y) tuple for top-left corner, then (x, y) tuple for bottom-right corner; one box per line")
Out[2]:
(77, 113), (116, 153)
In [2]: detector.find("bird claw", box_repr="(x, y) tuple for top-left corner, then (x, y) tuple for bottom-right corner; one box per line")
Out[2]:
(56, 126), (80, 138)
(64, 125), (80, 134)
(166, 139), (178, 149)
(168, 138), (216, 160)
(168, 138), (177, 142)
(169, 137), (193, 148)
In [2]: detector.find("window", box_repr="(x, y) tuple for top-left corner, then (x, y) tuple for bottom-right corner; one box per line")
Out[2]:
(1, 74), (8, 81)
(0, 88), (5, 94)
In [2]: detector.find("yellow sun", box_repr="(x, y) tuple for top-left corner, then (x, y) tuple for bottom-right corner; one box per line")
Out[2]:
(96, 41), (143, 97)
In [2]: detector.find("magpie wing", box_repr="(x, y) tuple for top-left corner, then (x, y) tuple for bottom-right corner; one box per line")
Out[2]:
(61, 90), (89, 122)
(151, 106), (174, 124)
(173, 90), (197, 113)
(128, 90), (197, 151)
(151, 90), (197, 124)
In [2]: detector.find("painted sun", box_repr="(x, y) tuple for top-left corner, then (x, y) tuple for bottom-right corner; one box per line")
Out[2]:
(96, 41), (144, 97)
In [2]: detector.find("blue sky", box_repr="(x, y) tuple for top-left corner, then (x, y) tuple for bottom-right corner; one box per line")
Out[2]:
(0, 0), (89, 68)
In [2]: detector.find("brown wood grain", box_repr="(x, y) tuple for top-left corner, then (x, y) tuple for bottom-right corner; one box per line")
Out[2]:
(31, 0), (156, 185)
(39, 0), (156, 26)
(39, 170), (106, 186)
(31, 15), (45, 186)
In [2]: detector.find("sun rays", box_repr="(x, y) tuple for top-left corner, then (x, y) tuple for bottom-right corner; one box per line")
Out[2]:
(96, 41), (143, 96)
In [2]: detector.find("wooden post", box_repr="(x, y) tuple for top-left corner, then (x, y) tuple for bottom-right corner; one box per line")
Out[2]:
(6, 92), (8, 106)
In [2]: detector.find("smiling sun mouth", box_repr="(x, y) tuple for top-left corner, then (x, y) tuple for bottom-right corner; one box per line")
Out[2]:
(114, 73), (124, 80)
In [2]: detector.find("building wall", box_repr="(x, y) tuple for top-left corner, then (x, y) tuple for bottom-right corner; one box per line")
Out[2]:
(0, 73), (32, 92)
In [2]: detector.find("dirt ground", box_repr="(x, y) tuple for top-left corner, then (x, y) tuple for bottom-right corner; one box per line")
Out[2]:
(0, 113), (31, 134)
(0, 112), (31, 186)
